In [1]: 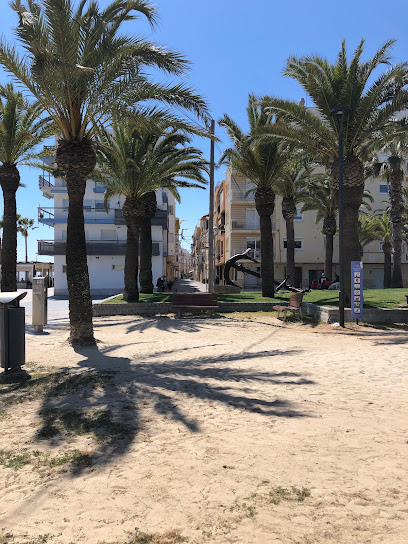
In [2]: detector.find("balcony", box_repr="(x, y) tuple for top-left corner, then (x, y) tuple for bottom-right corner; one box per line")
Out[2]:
(39, 206), (116, 225)
(230, 220), (275, 231)
(39, 175), (67, 198)
(230, 191), (255, 202)
(114, 208), (167, 228)
(38, 240), (160, 256)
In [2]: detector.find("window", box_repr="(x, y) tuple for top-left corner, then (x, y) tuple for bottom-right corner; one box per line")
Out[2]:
(379, 242), (384, 251)
(62, 265), (67, 273)
(95, 200), (106, 212)
(101, 230), (117, 241)
(379, 184), (389, 194)
(294, 207), (303, 221)
(247, 239), (261, 258)
(168, 205), (174, 215)
(246, 208), (260, 229)
(112, 264), (124, 270)
(283, 239), (303, 250)
(83, 199), (92, 211)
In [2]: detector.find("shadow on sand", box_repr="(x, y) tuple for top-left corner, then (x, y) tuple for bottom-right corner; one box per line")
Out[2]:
(9, 332), (315, 475)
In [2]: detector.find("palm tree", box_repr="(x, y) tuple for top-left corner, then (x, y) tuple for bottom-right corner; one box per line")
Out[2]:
(219, 95), (290, 297)
(274, 157), (312, 285)
(96, 122), (207, 301)
(368, 120), (408, 287)
(16, 215), (37, 262)
(301, 175), (338, 281)
(0, 0), (208, 344)
(0, 84), (51, 291)
(363, 212), (393, 288)
(263, 40), (408, 304)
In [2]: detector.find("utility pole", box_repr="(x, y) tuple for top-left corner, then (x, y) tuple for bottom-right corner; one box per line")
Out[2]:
(208, 119), (215, 293)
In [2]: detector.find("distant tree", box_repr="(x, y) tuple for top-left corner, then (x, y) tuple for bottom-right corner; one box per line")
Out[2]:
(368, 119), (408, 287)
(274, 157), (312, 285)
(17, 215), (37, 262)
(0, 84), (51, 291)
(219, 95), (290, 297)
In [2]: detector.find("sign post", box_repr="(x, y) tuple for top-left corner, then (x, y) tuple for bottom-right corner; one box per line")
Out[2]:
(351, 261), (363, 322)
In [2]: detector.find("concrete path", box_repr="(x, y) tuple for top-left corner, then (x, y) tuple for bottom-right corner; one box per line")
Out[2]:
(172, 278), (207, 293)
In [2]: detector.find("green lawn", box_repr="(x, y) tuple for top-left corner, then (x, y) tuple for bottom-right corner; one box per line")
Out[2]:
(103, 289), (407, 309)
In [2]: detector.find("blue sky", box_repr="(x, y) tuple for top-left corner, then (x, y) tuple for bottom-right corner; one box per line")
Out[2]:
(1, 0), (408, 257)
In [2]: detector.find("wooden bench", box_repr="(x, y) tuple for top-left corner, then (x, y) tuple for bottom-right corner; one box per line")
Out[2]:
(172, 293), (219, 317)
(273, 292), (305, 322)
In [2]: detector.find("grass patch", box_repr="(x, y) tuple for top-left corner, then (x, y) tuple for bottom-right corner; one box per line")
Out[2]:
(100, 529), (187, 544)
(37, 408), (133, 442)
(0, 450), (31, 470)
(269, 486), (311, 505)
(101, 289), (407, 309)
(0, 369), (116, 407)
(0, 448), (92, 471)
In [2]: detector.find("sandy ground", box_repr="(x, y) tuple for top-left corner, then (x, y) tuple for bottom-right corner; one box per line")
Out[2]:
(1, 314), (407, 544)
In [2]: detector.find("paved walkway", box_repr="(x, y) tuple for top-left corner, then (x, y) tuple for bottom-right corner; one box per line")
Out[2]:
(172, 278), (207, 293)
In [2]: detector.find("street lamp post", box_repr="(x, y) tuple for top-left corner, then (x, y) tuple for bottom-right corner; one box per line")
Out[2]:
(330, 106), (351, 328)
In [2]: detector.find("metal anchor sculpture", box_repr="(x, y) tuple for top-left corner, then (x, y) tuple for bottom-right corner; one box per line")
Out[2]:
(224, 249), (309, 293)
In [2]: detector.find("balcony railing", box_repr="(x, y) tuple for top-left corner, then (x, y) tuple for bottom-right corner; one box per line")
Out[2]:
(230, 191), (255, 201)
(39, 175), (54, 189)
(230, 220), (274, 230)
(39, 206), (115, 223)
(38, 240), (160, 256)
(114, 208), (167, 228)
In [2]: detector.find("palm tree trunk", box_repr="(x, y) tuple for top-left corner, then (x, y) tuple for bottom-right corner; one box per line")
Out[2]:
(332, 157), (364, 307)
(56, 139), (96, 346)
(325, 233), (334, 281)
(66, 174), (95, 345)
(255, 188), (276, 297)
(383, 243), (392, 288)
(25, 232), (28, 263)
(0, 164), (20, 292)
(139, 221), (153, 293)
(389, 167), (404, 288)
(124, 222), (140, 301)
(259, 214), (274, 297)
(139, 192), (156, 294)
(323, 216), (336, 281)
(285, 216), (296, 285)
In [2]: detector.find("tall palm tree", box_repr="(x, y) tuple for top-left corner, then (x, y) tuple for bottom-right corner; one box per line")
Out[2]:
(263, 40), (408, 304)
(96, 122), (207, 301)
(368, 120), (408, 287)
(274, 157), (312, 285)
(0, 84), (51, 291)
(219, 95), (290, 297)
(301, 175), (338, 281)
(0, 0), (208, 344)
(17, 215), (37, 262)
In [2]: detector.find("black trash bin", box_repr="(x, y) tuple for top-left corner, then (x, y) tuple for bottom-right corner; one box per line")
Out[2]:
(0, 292), (27, 373)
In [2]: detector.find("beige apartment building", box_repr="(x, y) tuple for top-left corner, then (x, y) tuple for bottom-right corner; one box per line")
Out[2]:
(192, 167), (408, 290)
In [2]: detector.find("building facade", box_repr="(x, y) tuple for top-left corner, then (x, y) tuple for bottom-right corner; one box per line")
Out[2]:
(38, 167), (177, 296)
(193, 167), (408, 290)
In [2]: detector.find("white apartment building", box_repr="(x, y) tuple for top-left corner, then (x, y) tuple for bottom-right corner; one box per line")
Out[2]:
(215, 167), (408, 290)
(37, 161), (177, 296)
